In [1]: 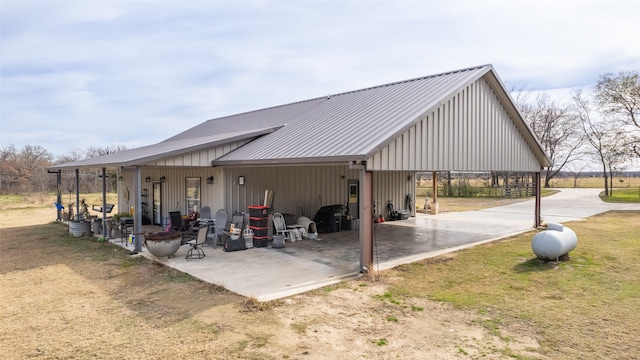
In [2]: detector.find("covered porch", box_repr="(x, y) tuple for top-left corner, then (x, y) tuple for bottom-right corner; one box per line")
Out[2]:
(110, 202), (542, 301)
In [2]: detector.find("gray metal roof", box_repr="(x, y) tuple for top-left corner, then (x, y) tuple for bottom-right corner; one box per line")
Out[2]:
(216, 65), (490, 164)
(51, 64), (550, 170)
(49, 127), (280, 170)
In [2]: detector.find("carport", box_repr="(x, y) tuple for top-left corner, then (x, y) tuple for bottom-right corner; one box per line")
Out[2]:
(50, 64), (551, 288)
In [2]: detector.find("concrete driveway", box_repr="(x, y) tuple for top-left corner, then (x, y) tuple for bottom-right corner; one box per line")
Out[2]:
(123, 188), (639, 301)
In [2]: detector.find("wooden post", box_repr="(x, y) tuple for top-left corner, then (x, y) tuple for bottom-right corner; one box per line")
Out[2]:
(430, 171), (439, 214)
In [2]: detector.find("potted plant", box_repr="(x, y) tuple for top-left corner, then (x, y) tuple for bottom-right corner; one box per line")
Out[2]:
(112, 212), (132, 239)
(66, 198), (94, 237)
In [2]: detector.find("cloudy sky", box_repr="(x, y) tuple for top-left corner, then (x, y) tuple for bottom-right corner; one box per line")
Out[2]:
(1, 0), (639, 158)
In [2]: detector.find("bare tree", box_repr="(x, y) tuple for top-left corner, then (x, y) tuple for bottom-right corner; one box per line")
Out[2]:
(0, 144), (52, 193)
(594, 71), (640, 157)
(515, 91), (584, 187)
(574, 90), (633, 196)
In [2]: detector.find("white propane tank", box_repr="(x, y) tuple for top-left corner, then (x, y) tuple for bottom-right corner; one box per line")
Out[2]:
(531, 223), (578, 260)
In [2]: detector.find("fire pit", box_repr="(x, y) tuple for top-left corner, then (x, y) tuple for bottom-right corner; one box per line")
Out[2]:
(144, 231), (183, 258)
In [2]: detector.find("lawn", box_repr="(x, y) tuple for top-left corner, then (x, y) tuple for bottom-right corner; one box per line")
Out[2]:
(600, 188), (640, 203)
(385, 210), (640, 359)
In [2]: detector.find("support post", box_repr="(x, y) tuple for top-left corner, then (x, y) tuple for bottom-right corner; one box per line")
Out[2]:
(57, 171), (62, 220)
(48, 170), (62, 220)
(534, 172), (541, 228)
(133, 166), (143, 254)
(359, 168), (374, 272)
(102, 167), (108, 236)
(430, 171), (439, 215)
(75, 169), (80, 221)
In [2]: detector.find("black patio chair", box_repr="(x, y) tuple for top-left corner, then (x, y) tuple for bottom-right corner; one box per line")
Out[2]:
(169, 211), (186, 232)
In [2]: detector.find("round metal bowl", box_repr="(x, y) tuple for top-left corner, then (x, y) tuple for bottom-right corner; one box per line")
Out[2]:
(144, 232), (183, 258)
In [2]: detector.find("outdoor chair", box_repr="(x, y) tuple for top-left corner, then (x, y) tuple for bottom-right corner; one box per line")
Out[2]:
(185, 225), (208, 260)
(231, 211), (244, 230)
(272, 212), (297, 243)
(169, 211), (186, 232)
(200, 206), (212, 220)
(209, 209), (227, 248)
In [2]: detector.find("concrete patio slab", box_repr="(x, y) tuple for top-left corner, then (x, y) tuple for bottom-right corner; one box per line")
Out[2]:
(114, 188), (639, 301)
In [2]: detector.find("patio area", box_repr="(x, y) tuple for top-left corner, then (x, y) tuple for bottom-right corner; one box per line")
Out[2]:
(108, 188), (640, 301)
(109, 212), (534, 301)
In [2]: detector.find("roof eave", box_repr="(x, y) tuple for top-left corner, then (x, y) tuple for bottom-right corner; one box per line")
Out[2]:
(212, 154), (368, 167)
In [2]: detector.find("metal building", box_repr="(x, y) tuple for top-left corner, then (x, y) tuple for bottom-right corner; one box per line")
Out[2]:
(50, 64), (551, 272)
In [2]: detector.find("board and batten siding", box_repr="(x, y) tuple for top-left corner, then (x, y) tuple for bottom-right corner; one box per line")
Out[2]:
(367, 78), (541, 172)
(223, 165), (414, 220)
(151, 140), (252, 167)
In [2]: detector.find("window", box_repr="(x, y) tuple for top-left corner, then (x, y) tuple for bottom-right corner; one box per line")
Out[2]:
(185, 177), (201, 214)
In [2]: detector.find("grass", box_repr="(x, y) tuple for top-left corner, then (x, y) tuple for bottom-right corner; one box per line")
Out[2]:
(600, 188), (640, 203)
(384, 210), (640, 359)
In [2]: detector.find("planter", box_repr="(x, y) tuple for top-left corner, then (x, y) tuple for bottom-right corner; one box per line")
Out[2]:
(69, 221), (91, 237)
(91, 220), (102, 235)
(144, 231), (183, 258)
(104, 219), (113, 239)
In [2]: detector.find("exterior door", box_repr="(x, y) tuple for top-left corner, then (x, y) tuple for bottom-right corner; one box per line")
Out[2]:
(347, 180), (359, 219)
(152, 182), (162, 225)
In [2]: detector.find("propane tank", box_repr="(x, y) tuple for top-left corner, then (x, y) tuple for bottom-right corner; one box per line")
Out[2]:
(531, 223), (578, 260)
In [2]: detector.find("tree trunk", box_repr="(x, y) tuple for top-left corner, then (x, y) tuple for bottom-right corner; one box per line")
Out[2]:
(603, 164), (609, 196)
(543, 168), (552, 188)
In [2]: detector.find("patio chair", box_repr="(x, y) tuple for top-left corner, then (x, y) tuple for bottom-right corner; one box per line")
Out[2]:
(210, 209), (227, 248)
(272, 212), (297, 243)
(200, 206), (212, 220)
(231, 211), (244, 229)
(185, 225), (208, 260)
(169, 211), (186, 232)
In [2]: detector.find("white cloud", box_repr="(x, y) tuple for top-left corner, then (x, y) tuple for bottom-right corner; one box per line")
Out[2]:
(1, 0), (639, 156)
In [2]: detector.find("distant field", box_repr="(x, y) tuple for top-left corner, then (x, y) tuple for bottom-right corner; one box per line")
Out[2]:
(548, 175), (640, 188)
(417, 175), (640, 190)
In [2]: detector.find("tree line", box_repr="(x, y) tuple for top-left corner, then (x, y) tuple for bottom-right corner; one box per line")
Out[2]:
(1, 71), (638, 197)
(0, 145), (127, 195)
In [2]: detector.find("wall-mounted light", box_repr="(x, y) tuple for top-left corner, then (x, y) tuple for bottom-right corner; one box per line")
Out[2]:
(407, 175), (412, 182)
(160, 176), (166, 182)
(145, 176), (151, 182)
(206, 176), (214, 184)
(238, 176), (245, 185)
(117, 176), (123, 181)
